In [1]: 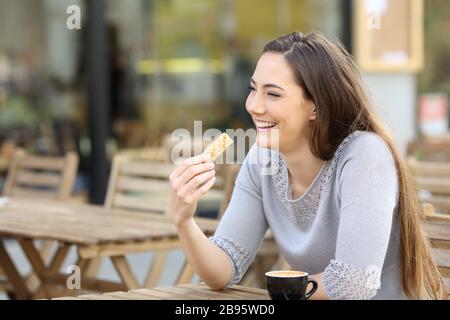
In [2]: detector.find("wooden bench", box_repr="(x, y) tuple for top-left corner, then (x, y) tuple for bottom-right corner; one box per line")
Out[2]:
(421, 203), (450, 298)
(408, 157), (450, 215)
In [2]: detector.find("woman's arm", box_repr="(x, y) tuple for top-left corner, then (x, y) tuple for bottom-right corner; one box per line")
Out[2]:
(175, 217), (233, 290)
(170, 146), (268, 290)
(169, 154), (233, 290)
(321, 134), (398, 299)
(309, 273), (329, 300)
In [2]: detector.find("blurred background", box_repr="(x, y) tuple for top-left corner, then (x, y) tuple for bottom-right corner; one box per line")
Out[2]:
(0, 0), (449, 204)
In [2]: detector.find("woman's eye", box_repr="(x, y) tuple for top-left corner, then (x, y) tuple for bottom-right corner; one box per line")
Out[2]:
(248, 86), (255, 91)
(268, 92), (281, 97)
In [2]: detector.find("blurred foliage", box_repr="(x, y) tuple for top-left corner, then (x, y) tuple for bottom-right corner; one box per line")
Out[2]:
(418, 0), (450, 98)
(0, 94), (52, 127)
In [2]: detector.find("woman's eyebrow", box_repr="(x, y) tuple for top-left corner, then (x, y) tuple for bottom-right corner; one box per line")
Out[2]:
(250, 78), (285, 91)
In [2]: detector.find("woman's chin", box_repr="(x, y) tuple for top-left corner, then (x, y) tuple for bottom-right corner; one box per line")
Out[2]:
(256, 137), (279, 150)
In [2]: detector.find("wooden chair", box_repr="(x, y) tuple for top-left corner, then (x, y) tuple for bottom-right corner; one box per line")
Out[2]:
(420, 203), (450, 298)
(3, 149), (79, 200)
(104, 154), (175, 214)
(0, 149), (79, 296)
(86, 154), (201, 289)
(218, 164), (241, 219)
(408, 157), (450, 214)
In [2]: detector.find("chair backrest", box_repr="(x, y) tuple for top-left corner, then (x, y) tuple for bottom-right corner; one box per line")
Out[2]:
(420, 204), (450, 296)
(104, 154), (176, 214)
(217, 164), (241, 219)
(408, 157), (450, 214)
(118, 147), (170, 163)
(3, 149), (79, 200)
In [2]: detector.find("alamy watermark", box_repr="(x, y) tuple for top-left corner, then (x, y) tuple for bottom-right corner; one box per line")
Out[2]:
(367, 11), (382, 30)
(66, 265), (81, 290)
(66, 5), (81, 30)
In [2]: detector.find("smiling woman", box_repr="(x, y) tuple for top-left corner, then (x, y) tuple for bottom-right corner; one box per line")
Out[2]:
(169, 31), (447, 300)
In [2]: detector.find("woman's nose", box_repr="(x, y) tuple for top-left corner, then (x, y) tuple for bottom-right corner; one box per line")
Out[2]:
(246, 94), (266, 114)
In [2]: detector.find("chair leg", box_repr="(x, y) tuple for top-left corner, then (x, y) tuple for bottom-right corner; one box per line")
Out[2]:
(111, 256), (140, 290)
(25, 240), (55, 291)
(176, 260), (194, 284)
(0, 240), (32, 299)
(144, 251), (168, 288)
(85, 258), (103, 278)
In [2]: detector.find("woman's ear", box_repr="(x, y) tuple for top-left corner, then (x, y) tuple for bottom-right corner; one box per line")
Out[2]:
(309, 104), (317, 121)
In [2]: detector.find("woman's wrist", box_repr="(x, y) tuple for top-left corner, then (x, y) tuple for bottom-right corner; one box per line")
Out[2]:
(174, 214), (195, 230)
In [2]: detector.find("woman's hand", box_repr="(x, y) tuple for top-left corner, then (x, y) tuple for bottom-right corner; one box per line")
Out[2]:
(169, 154), (216, 227)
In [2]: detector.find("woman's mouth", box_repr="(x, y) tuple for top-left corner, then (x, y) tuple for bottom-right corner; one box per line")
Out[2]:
(255, 120), (278, 131)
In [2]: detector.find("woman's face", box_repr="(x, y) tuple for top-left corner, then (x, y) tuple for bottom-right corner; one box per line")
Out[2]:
(246, 52), (316, 153)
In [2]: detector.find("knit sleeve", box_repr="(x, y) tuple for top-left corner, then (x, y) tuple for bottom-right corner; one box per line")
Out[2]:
(322, 133), (399, 300)
(209, 145), (269, 287)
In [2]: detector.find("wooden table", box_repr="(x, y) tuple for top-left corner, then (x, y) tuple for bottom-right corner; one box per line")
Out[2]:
(0, 198), (218, 300)
(51, 283), (269, 300)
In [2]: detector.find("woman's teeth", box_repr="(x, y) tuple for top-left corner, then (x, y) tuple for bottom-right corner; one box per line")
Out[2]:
(256, 121), (278, 128)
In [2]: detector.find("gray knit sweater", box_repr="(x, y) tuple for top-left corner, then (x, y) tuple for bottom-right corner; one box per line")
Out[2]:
(210, 131), (409, 300)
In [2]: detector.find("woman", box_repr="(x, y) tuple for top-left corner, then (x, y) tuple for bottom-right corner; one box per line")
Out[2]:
(169, 31), (447, 299)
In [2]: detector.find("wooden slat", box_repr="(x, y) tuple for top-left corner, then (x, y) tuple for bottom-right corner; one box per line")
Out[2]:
(432, 249), (450, 269)
(77, 294), (124, 300)
(439, 268), (450, 278)
(422, 220), (450, 242)
(15, 171), (61, 187)
(120, 162), (175, 179)
(408, 159), (450, 178)
(154, 286), (239, 300)
(9, 188), (58, 200)
(116, 176), (170, 193)
(128, 288), (186, 300)
(228, 284), (269, 296)
(427, 195), (450, 214)
(112, 193), (168, 213)
(19, 156), (65, 171)
(78, 238), (181, 259)
(415, 177), (450, 195)
(180, 283), (269, 299)
(152, 286), (245, 300)
(58, 152), (79, 200)
(102, 291), (158, 300)
(444, 278), (450, 292)
(149, 287), (208, 300)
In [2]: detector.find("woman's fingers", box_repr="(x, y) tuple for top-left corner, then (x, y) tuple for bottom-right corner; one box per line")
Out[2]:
(170, 154), (210, 180)
(189, 176), (216, 203)
(172, 161), (215, 190)
(177, 169), (216, 199)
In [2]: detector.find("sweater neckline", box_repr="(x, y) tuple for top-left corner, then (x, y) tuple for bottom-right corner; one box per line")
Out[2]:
(272, 131), (362, 224)
(285, 161), (328, 202)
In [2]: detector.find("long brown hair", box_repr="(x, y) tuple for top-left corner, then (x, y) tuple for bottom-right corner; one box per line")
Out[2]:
(263, 31), (447, 299)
